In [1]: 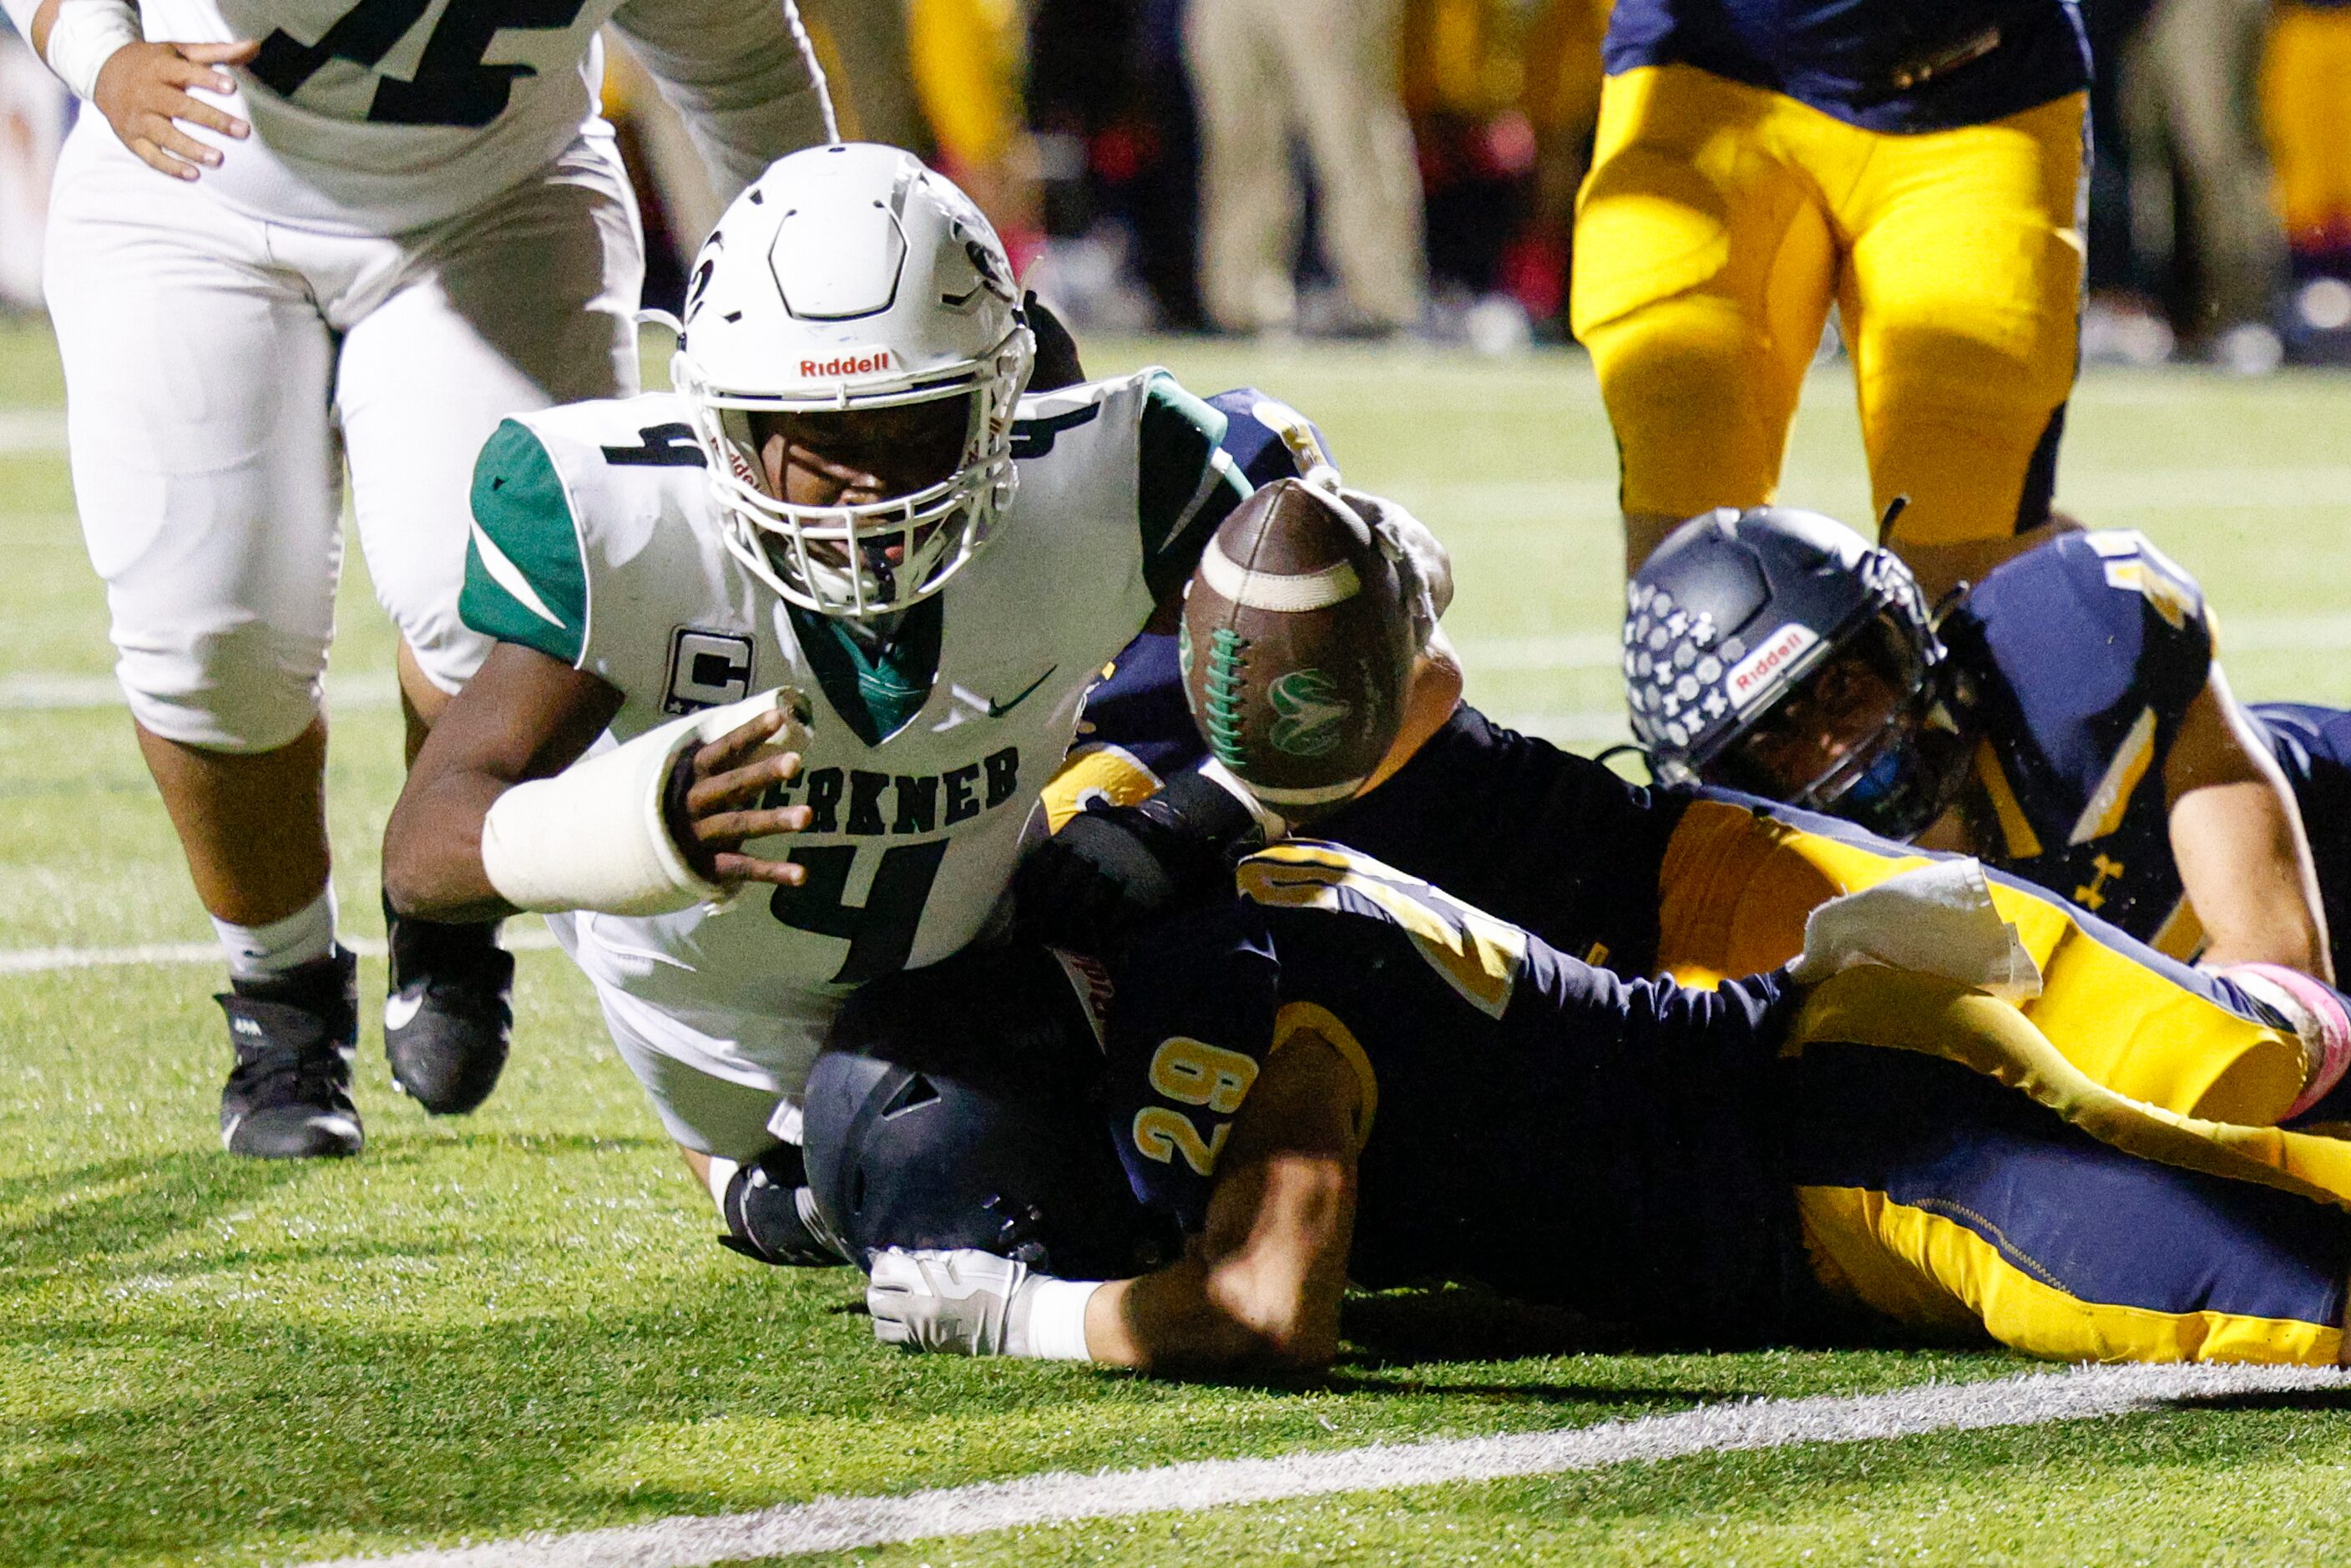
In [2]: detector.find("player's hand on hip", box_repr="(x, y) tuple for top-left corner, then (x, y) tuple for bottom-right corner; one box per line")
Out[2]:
(662, 705), (814, 888)
(93, 38), (256, 180)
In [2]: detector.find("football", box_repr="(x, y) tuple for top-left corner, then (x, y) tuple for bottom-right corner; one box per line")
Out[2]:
(1180, 478), (1415, 819)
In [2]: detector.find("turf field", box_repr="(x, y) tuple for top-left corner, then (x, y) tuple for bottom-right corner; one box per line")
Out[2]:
(7, 313), (2351, 1565)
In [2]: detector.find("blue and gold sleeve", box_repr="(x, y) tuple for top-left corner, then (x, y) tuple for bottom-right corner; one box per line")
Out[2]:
(1787, 967), (2351, 1365)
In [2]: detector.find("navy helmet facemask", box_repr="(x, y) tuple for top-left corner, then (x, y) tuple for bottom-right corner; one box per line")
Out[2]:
(1624, 506), (1969, 842)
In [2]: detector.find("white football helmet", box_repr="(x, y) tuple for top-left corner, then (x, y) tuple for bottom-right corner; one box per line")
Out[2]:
(671, 144), (1037, 619)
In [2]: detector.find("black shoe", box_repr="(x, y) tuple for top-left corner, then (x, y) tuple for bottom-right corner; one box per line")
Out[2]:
(382, 893), (513, 1115)
(218, 947), (363, 1159)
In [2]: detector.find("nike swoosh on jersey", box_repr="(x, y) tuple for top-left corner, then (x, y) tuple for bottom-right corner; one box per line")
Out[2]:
(987, 667), (1058, 716)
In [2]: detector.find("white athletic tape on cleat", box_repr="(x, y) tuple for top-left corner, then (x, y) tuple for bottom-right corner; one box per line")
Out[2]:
(294, 1361), (2348, 1568)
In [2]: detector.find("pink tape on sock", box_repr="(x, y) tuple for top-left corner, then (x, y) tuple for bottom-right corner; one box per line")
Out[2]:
(2232, 962), (2351, 1119)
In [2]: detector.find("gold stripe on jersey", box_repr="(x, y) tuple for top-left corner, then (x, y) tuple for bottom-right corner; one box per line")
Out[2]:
(2068, 705), (2159, 846)
(1239, 842), (1528, 1019)
(1656, 798), (2309, 1122)
(2148, 894), (2208, 965)
(1972, 741), (2045, 861)
(1039, 742), (1165, 832)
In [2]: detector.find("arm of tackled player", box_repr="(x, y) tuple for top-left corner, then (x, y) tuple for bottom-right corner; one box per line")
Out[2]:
(383, 645), (813, 923)
(868, 1026), (1364, 1373)
(2166, 665), (2333, 981)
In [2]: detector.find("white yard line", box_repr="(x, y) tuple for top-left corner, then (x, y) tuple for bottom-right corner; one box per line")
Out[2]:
(298, 1361), (2347, 1568)
(0, 926), (560, 976)
(0, 672), (402, 711)
(1454, 611), (2351, 675)
(0, 407), (65, 455)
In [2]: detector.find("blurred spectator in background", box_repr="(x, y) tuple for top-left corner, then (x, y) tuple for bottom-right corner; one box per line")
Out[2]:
(2118, 0), (2286, 372)
(0, 18), (65, 311)
(1185, 0), (1426, 335)
(2262, 0), (2351, 362)
(1402, 0), (1608, 348)
(902, 0), (1041, 272)
(606, 0), (1040, 313)
(13, 0), (2351, 364)
(799, 0), (930, 154)
(1029, 0), (1207, 331)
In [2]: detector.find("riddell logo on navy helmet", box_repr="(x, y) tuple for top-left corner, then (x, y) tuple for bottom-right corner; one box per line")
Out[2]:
(1726, 624), (1819, 709)
(799, 349), (897, 377)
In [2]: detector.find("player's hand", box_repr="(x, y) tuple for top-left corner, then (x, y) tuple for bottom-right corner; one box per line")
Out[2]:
(663, 705), (813, 888)
(1014, 770), (1266, 953)
(1338, 486), (1451, 640)
(868, 1248), (1033, 1356)
(91, 38), (257, 181)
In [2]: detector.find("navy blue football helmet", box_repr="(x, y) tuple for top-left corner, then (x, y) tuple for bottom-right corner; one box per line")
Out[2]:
(801, 942), (1173, 1281)
(1625, 507), (1969, 840)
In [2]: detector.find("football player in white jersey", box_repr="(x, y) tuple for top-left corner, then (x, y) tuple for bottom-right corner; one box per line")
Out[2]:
(383, 144), (1454, 1268)
(8, 0), (832, 1156)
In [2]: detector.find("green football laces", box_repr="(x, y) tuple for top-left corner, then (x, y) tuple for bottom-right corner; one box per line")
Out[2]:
(1203, 627), (1251, 768)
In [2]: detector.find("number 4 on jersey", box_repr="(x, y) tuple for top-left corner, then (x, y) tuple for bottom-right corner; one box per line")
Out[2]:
(252, 0), (590, 127)
(770, 842), (949, 985)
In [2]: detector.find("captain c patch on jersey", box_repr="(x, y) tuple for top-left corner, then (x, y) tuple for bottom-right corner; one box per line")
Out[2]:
(664, 630), (756, 715)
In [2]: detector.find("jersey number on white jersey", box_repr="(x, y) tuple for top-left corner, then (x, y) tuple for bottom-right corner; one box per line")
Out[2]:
(768, 842), (949, 986)
(250, 0), (590, 126)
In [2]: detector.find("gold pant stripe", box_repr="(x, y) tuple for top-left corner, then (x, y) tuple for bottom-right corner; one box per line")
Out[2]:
(1656, 798), (2308, 1123)
(1790, 967), (2351, 1216)
(1798, 1184), (2343, 1365)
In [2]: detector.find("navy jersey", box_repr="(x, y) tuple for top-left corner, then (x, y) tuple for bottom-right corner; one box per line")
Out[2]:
(1102, 844), (1813, 1344)
(1084, 689), (1691, 974)
(1604, 0), (2089, 132)
(2252, 701), (2351, 986)
(1940, 531), (2212, 951)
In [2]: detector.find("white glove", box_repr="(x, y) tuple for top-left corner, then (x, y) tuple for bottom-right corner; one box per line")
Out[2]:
(1337, 488), (1452, 649)
(867, 1247), (1100, 1359)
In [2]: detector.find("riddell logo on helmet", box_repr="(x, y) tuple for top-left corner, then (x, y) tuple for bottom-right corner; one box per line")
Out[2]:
(798, 348), (897, 377)
(1726, 624), (1818, 709)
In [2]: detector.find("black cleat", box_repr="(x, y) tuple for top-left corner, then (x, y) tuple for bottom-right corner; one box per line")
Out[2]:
(382, 893), (513, 1115)
(218, 947), (363, 1159)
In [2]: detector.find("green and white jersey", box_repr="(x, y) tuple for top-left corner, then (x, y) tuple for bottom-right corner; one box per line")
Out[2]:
(459, 368), (1247, 1096)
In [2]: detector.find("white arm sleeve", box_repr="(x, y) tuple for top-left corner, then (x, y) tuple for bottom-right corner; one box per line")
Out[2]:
(608, 0), (837, 204)
(480, 688), (794, 916)
(17, 0), (141, 99)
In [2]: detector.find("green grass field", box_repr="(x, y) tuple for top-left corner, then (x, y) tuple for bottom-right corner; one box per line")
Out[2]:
(8, 314), (2351, 1565)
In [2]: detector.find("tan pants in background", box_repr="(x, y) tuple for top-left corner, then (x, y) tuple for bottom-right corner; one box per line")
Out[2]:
(1186, 0), (1427, 332)
(798, 0), (931, 154)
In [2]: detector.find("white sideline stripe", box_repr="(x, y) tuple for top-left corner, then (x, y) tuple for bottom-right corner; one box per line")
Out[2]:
(0, 408), (66, 454)
(0, 672), (403, 711)
(301, 1361), (2347, 1568)
(1456, 609), (2351, 675)
(8, 602), (2347, 711)
(1401, 467), (2351, 520)
(0, 927), (560, 976)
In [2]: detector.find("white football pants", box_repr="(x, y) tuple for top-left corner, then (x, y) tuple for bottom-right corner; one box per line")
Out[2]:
(44, 121), (644, 752)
